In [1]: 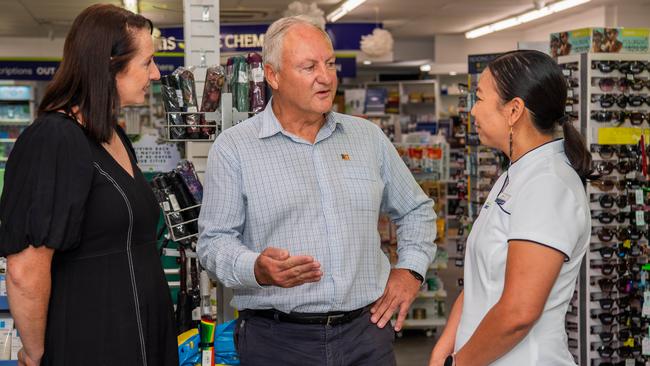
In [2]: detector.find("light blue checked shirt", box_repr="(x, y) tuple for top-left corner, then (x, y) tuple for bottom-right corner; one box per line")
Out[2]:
(197, 101), (437, 313)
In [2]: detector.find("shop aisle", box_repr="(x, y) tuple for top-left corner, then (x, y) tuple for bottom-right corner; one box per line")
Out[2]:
(395, 332), (438, 366)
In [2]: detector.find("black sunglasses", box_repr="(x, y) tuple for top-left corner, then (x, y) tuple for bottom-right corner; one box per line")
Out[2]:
(590, 144), (639, 160)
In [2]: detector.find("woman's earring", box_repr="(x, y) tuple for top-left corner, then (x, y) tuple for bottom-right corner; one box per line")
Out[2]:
(509, 125), (513, 161)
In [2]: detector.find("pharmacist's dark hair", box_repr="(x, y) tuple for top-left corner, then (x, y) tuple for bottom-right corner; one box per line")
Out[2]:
(38, 4), (153, 143)
(488, 50), (592, 179)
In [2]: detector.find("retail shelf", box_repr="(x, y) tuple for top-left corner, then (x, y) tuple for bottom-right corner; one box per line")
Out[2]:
(0, 296), (9, 311)
(0, 120), (29, 125)
(400, 317), (447, 329)
(0, 139), (16, 143)
(417, 291), (447, 299)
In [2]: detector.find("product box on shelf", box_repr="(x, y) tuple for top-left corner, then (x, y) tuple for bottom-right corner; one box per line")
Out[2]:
(551, 28), (649, 58)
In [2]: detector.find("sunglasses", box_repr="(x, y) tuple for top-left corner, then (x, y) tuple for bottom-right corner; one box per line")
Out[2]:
(591, 209), (635, 224)
(615, 94), (650, 108)
(593, 61), (649, 74)
(594, 77), (650, 92)
(589, 178), (645, 192)
(592, 160), (639, 175)
(589, 193), (646, 209)
(590, 110), (625, 123)
(590, 292), (639, 311)
(591, 94), (630, 108)
(590, 144), (639, 160)
(591, 342), (642, 358)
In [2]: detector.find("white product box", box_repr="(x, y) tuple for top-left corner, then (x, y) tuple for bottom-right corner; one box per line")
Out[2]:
(10, 329), (21, 360)
(0, 329), (11, 360)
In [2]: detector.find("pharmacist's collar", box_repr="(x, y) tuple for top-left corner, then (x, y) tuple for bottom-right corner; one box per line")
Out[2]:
(507, 139), (564, 179)
(258, 98), (339, 139)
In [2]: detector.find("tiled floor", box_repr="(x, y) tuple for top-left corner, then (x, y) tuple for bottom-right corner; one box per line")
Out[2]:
(394, 330), (439, 366)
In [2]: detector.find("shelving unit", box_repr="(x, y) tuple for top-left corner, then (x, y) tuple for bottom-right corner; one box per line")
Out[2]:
(558, 52), (650, 366)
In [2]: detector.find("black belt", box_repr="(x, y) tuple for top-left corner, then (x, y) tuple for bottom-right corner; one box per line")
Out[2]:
(242, 306), (368, 326)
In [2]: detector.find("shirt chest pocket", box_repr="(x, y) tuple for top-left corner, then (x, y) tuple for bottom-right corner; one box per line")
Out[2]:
(341, 164), (382, 212)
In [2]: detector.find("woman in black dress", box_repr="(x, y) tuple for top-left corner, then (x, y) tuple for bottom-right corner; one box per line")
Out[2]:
(0, 4), (178, 365)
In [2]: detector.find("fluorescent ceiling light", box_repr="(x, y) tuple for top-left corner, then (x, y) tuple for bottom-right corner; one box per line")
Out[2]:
(363, 60), (372, 65)
(449, 71), (458, 76)
(465, 0), (591, 39)
(326, 0), (367, 23)
(420, 64), (431, 72)
(123, 0), (139, 14)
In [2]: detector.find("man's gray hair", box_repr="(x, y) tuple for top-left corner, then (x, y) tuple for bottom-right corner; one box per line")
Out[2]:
(262, 16), (333, 71)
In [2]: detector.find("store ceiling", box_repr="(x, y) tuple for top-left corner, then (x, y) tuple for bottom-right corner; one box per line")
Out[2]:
(0, 0), (648, 39)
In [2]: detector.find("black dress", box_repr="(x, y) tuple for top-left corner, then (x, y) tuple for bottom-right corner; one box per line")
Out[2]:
(0, 112), (178, 365)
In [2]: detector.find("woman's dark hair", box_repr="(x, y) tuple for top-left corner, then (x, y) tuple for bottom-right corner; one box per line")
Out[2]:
(487, 49), (592, 179)
(38, 4), (153, 143)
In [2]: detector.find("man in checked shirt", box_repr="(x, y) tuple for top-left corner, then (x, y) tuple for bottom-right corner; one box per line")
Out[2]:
(198, 15), (437, 366)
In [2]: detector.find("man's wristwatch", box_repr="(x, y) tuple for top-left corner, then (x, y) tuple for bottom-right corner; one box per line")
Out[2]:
(407, 269), (424, 283)
(444, 354), (455, 366)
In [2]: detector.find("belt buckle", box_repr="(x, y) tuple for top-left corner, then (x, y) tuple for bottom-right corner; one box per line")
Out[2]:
(326, 313), (345, 326)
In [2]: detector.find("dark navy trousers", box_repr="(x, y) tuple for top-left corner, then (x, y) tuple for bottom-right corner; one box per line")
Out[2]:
(235, 308), (397, 366)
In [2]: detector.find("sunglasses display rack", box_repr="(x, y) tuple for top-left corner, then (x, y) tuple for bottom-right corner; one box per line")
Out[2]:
(558, 53), (585, 365)
(583, 53), (650, 366)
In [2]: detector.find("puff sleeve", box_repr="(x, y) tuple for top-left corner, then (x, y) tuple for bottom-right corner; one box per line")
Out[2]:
(0, 113), (93, 256)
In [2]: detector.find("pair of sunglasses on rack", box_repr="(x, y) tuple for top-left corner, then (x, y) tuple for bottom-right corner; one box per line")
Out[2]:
(590, 178), (647, 191)
(591, 94), (650, 108)
(590, 209), (648, 225)
(591, 324), (646, 343)
(590, 308), (644, 325)
(590, 292), (642, 311)
(592, 360), (646, 366)
(592, 60), (648, 74)
(590, 259), (643, 276)
(591, 110), (650, 124)
(592, 160), (640, 175)
(590, 193), (650, 208)
(590, 275), (641, 294)
(592, 226), (647, 241)
(591, 341), (642, 358)
(596, 77), (650, 92)
(590, 242), (644, 259)
(591, 144), (641, 159)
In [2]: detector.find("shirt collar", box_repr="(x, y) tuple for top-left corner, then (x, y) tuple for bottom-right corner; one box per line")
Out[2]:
(258, 97), (343, 141)
(508, 138), (565, 180)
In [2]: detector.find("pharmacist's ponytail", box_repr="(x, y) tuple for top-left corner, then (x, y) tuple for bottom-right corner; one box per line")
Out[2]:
(488, 50), (593, 179)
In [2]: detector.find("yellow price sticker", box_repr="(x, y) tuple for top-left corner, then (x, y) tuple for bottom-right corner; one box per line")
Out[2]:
(623, 337), (635, 347)
(623, 240), (632, 249)
(598, 127), (650, 145)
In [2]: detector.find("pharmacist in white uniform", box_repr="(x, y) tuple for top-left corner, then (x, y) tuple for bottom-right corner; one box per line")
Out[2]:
(429, 50), (593, 366)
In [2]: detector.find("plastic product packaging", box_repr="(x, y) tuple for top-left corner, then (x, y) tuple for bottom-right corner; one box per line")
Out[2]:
(176, 160), (203, 203)
(160, 75), (186, 139)
(167, 172), (199, 234)
(174, 67), (205, 139)
(247, 53), (266, 113)
(200, 65), (226, 137)
(151, 176), (189, 239)
(232, 56), (250, 112)
(215, 320), (240, 365)
(178, 329), (201, 366)
(225, 57), (235, 93)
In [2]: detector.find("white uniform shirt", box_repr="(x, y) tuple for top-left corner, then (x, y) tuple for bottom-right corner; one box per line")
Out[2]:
(455, 140), (590, 365)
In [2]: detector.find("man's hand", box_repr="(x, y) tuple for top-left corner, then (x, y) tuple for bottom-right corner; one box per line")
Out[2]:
(370, 268), (421, 331)
(18, 348), (41, 366)
(254, 247), (323, 288)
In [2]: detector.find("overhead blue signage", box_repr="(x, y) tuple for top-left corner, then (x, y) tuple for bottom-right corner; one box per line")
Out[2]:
(0, 59), (60, 81)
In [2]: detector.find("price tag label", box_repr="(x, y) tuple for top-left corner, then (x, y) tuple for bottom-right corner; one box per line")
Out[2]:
(565, 105), (573, 112)
(636, 211), (646, 227)
(636, 189), (644, 205)
(626, 359), (636, 366)
(567, 90), (574, 98)
(643, 336), (650, 356)
(627, 74), (635, 81)
(563, 69), (571, 76)
(643, 291), (650, 317)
